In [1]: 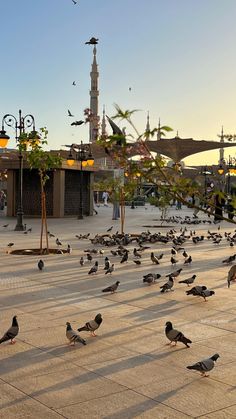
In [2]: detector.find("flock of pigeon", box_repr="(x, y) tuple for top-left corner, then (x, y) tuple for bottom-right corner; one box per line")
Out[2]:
(1, 222), (236, 378)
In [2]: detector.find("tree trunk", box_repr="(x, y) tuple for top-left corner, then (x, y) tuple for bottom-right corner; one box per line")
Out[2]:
(40, 175), (44, 253)
(120, 187), (125, 234)
(42, 189), (49, 253)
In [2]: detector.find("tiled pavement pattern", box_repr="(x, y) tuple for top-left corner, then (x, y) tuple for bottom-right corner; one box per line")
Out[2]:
(0, 205), (235, 418)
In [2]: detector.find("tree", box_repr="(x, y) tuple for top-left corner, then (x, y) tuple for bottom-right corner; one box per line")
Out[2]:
(97, 105), (236, 224)
(19, 128), (62, 253)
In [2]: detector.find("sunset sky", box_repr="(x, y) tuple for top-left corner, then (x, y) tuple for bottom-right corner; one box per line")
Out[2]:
(1, 0), (236, 166)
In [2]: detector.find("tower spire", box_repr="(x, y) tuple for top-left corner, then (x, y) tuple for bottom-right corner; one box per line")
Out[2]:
(145, 111), (150, 141)
(157, 118), (161, 140)
(219, 125), (224, 163)
(101, 105), (107, 138)
(89, 45), (100, 142)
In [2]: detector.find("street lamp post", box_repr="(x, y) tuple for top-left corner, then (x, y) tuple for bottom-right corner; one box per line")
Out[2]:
(0, 110), (36, 231)
(66, 141), (94, 219)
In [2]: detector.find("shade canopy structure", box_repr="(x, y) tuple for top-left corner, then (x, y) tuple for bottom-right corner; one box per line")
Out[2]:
(103, 116), (236, 162)
(144, 137), (236, 162)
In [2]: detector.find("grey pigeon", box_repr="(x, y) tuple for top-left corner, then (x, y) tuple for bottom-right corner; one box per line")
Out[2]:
(160, 277), (174, 293)
(186, 285), (207, 296)
(165, 321), (192, 348)
(222, 254), (236, 264)
(165, 268), (182, 278)
(78, 313), (103, 336)
(66, 322), (86, 345)
(143, 273), (161, 285)
(88, 261), (98, 275)
(80, 257), (84, 266)
(133, 259), (141, 265)
(0, 316), (19, 344)
(38, 259), (44, 271)
(184, 255), (192, 265)
(102, 281), (120, 293)
(200, 289), (215, 301)
(104, 257), (111, 270)
(71, 120), (84, 126)
(120, 252), (128, 263)
(227, 264), (236, 288)
(187, 353), (220, 377)
(179, 275), (196, 286)
(151, 252), (159, 264)
(105, 264), (114, 275)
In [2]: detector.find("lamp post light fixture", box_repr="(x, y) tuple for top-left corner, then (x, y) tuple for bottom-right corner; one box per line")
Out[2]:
(218, 157), (236, 194)
(66, 141), (94, 219)
(0, 110), (36, 231)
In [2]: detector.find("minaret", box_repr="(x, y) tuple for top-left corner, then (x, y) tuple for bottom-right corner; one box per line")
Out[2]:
(157, 118), (161, 140)
(145, 111), (150, 141)
(89, 45), (100, 142)
(101, 105), (107, 139)
(219, 126), (224, 163)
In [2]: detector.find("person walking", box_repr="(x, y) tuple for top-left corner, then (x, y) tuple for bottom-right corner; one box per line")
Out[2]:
(102, 191), (109, 206)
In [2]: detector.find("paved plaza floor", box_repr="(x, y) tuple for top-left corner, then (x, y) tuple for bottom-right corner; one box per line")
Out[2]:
(0, 204), (235, 418)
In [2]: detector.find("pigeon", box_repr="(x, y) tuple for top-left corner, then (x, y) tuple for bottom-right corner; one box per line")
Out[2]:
(71, 120), (84, 126)
(80, 257), (84, 266)
(133, 248), (142, 258)
(38, 259), (44, 271)
(151, 252), (159, 264)
(187, 353), (220, 377)
(105, 264), (114, 275)
(27, 228), (32, 232)
(165, 321), (192, 348)
(68, 109), (74, 117)
(66, 322), (86, 346)
(85, 37), (99, 45)
(227, 264), (236, 288)
(48, 232), (55, 238)
(171, 248), (177, 255)
(200, 289), (215, 301)
(171, 256), (178, 265)
(72, 0), (77, 4)
(7, 242), (14, 248)
(56, 238), (62, 246)
(165, 268), (182, 278)
(133, 260), (141, 265)
(2, 224), (9, 228)
(183, 250), (188, 258)
(0, 316), (19, 344)
(88, 261), (98, 275)
(160, 277), (174, 293)
(72, 81), (76, 86)
(104, 257), (111, 270)
(186, 285), (207, 296)
(184, 255), (192, 265)
(157, 253), (164, 260)
(78, 313), (103, 336)
(102, 281), (120, 293)
(222, 255), (236, 264)
(67, 244), (72, 254)
(87, 253), (93, 262)
(143, 273), (161, 285)
(178, 275), (196, 286)
(120, 252), (128, 263)
(107, 226), (113, 232)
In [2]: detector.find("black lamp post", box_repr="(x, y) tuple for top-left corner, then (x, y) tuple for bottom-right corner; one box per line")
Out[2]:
(0, 110), (36, 231)
(66, 141), (94, 219)
(201, 166), (213, 203)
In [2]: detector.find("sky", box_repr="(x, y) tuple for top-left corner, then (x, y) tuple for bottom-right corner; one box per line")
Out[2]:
(1, 0), (236, 166)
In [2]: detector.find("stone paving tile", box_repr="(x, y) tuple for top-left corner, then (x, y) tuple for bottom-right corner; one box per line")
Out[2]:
(0, 382), (64, 418)
(57, 389), (191, 419)
(135, 374), (236, 417)
(198, 404), (236, 418)
(12, 367), (126, 410)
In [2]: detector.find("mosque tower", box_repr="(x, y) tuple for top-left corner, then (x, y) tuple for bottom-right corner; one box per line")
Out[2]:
(219, 126), (224, 163)
(101, 105), (107, 139)
(145, 111), (150, 140)
(89, 45), (100, 142)
(157, 118), (161, 140)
